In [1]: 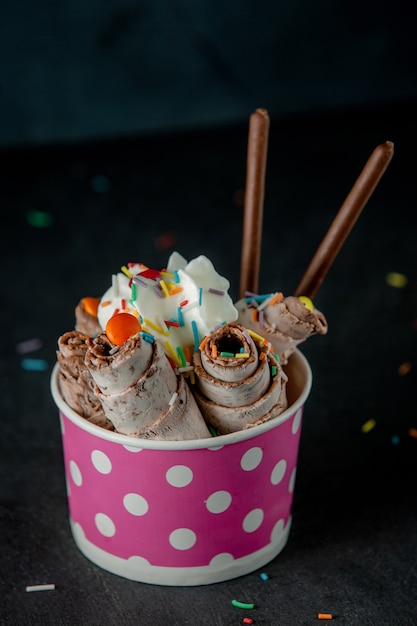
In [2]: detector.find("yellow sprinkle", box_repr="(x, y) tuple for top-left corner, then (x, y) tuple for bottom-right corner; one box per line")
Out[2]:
(386, 271), (408, 288)
(165, 341), (181, 366)
(361, 418), (376, 433)
(160, 271), (174, 278)
(188, 369), (195, 384)
(120, 265), (133, 278)
(143, 317), (169, 336)
(247, 329), (267, 344)
(235, 353), (249, 358)
(159, 279), (170, 297)
(298, 296), (314, 311)
(398, 361), (412, 376)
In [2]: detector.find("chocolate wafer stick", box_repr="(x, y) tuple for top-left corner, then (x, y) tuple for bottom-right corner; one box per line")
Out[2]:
(239, 108), (270, 299)
(294, 140), (394, 299)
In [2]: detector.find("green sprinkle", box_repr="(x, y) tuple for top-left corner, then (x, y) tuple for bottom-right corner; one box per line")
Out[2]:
(176, 345), (187, 367)
(271, 365), (277, 376)
(208, 424), (218, 437)
(25, 210), (54, 228)
(131, 282), (137, 301)
(220, 351), (234, 357)
(231, 599), (255, 609)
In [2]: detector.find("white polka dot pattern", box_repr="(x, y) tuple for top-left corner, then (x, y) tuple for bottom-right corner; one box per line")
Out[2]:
(61, 403), (304, 569)
(205, 490), (232, 514)
(91, 450), (112, 474)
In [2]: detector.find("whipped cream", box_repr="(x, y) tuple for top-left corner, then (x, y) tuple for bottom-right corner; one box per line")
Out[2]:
(98, 252), (238, 365)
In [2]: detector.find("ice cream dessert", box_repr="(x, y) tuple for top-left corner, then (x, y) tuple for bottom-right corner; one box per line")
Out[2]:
(56, 331), (114, 430)
(235, 293), (328, 365)
(96, 251), (238, 365)
(55, 251), (320, 441)
(192, 321), (288, 434)
(74, 297), (102, 337)
(84, 330), (211, 440)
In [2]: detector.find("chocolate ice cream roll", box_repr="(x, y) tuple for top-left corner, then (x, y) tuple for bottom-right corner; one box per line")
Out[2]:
(235, 294), (328, 364)
(192, 322), (288, 434)
(75, 297), (102, 337)
(56, 331), (113, 430)
(85, 331), (211, 440)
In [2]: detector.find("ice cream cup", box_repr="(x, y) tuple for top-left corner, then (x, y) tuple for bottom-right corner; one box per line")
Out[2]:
(50, 349), (312, 586)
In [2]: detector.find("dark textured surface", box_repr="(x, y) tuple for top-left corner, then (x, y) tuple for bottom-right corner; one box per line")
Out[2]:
(1, 2), (417, 146)
(1, 102), (417, 625)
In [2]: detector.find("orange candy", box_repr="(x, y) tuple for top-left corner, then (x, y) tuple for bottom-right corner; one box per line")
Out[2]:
(106, 312), (142, 346)
(81, 297), (101, 317)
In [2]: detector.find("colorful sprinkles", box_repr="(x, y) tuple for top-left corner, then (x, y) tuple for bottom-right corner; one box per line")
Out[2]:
(231, 600), (255, 610)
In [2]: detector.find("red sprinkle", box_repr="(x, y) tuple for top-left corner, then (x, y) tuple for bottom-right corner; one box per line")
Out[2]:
(179, 300), (189, 307)
(243, 619), (253, 625)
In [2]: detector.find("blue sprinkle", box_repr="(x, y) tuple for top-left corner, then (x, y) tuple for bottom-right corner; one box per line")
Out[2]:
(177, 307), (184, 327)
(140, 331), (155, 344)
(391, 435), (400, 445)
(260, 572), (269, 581)
(191, 320), (199, 352)
(174, 270), (180, 284)
(21, 358), (48, 372)
(90, 174), (111, 193)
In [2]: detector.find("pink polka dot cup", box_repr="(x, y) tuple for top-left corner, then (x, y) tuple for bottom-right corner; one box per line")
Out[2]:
(50, 350), (312, 585)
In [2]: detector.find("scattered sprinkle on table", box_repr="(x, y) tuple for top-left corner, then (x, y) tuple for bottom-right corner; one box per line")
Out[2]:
(25, 209), (54, 228)
(260, 571), (269, 580)
(26, 584), (56, 592)
(15, 338), (43, 354)
(398, 361), (412, 375)
(90, 174), (111, 193)
(21, 358), (48, 372)
(243, 618), (253, 624)
(155, 231), (177, 250)
(318, 614), (333, 620)
(231, 599), (255, 609)
(361, 418), (376, 433)
(385, 271), (408, 288)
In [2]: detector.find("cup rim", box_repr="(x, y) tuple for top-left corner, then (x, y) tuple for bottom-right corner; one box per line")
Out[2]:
(50, 349), (312, 451)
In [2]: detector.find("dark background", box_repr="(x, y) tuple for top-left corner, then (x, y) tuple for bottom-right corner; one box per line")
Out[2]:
(1, 3), (417, 625)
(1, 1), (416, 147)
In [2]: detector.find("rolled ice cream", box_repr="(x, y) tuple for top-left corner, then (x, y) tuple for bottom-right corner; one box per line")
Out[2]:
(235, 293), (328, 365)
